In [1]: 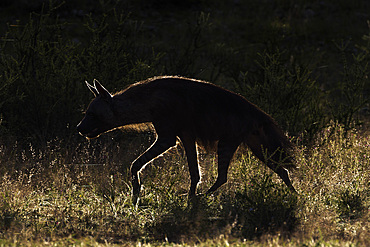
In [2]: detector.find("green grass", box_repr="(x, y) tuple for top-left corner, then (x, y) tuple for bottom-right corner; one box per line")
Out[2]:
(0, 125), (369, 246)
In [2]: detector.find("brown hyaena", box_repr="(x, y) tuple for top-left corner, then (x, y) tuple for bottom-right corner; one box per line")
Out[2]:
(77, 76), (297, 204)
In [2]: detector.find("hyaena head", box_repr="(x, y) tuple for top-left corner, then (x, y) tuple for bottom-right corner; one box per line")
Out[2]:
(77, 79), (121, 139)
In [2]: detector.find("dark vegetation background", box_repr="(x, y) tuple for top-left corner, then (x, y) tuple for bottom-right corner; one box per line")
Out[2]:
(0, 0), (369, 148)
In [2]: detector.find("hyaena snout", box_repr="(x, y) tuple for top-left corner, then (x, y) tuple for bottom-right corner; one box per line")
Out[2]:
(77, 110), (110, 139)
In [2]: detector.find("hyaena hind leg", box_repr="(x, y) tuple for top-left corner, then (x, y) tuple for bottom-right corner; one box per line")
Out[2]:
(206, 140), (239, 194)
(179, 133), (200, 198)
(267, 161), (297, 193)
(131, 135), (177, 204)
(246, 134), (297, 193)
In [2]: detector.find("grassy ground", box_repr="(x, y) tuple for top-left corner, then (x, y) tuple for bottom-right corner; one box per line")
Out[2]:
(0, 124), (369, 246)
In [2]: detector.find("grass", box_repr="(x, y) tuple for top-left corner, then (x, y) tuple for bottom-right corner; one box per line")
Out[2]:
(0, 124), (369, 246)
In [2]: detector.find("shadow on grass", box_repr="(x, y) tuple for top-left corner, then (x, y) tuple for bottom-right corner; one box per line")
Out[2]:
(147, 173), (299, 243)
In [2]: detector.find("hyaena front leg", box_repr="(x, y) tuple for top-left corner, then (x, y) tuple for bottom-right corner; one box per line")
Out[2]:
(131, 135), (176, 204)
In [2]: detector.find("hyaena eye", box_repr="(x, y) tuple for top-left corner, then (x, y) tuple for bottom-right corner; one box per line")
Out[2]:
(87, 112), (95, 118)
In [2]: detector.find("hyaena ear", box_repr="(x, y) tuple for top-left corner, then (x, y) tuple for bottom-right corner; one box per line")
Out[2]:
(93, 79), (112, 99)
(85, 81), (99, 97)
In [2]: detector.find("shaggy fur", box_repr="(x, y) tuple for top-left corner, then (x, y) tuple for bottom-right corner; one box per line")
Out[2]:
(77, 76), (297, 204)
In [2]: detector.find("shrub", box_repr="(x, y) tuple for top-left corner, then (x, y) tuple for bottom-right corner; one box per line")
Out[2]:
(235, 49), (326, 141)
(335, 187), (367, 220)
(0, 1), (162, 145)
(330, 39), (370, 131)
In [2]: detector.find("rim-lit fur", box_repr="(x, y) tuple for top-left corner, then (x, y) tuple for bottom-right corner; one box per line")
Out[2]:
(78, 76), (297, 204)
